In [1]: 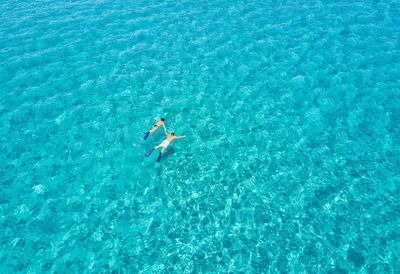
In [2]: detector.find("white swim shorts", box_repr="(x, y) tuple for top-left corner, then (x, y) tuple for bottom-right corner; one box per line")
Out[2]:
(160, 140), (170, 148)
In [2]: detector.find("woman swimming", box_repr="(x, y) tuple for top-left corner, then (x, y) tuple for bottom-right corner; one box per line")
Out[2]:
(144, 118), (165, 140)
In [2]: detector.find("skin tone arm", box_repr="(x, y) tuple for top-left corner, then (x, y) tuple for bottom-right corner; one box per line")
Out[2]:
(174, 135), (186, 139)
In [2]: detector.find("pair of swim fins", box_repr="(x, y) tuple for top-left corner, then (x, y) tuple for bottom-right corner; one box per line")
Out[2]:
(144, 131), (150, 140)
(145, 148), (162, 162)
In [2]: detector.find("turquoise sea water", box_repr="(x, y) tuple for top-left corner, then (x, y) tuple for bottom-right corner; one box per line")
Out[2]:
(1, 0), (400, 272)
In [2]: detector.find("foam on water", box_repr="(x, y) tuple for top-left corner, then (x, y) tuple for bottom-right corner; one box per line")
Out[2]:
(1, 0), (400, 272)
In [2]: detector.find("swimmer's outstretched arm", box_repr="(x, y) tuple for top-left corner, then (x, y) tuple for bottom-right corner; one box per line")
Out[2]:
(164, 127), (169, 135)
(175, 135), (186, 139)
(154, 117), (159, 121)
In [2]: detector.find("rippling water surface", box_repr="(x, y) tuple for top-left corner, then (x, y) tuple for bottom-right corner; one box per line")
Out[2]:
(1, 0), (400, 272)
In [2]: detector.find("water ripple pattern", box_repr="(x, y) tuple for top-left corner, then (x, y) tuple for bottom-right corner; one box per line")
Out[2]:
(1, 0), (400, 272)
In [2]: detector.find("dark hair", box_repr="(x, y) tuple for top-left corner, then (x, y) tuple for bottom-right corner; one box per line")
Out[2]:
(171, 132), (174, 135)
(161, 118), (165, 121)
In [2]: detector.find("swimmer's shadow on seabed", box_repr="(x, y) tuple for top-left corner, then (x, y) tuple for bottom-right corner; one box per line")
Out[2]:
(161, 147), (175, 159)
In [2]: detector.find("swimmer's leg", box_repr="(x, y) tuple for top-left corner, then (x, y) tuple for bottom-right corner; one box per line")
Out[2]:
(157, 147), (167, 162)
(144, 131), (150, 140)
(149, 125), (159, 134)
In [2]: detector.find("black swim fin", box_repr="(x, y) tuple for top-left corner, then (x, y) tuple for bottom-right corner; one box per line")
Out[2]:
(145, 148), (154, 157)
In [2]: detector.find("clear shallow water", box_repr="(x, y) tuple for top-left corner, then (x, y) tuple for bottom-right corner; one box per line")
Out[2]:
(1, 0), (400, 272)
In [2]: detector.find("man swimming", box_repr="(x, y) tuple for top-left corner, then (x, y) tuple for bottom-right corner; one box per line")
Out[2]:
(144, 118), (165, 140)
(145, 127), (186, 162)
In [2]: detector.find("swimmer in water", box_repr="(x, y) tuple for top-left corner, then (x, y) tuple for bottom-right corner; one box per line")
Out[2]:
(145, 127), (186, 162)
(144, 118), (165, 140)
